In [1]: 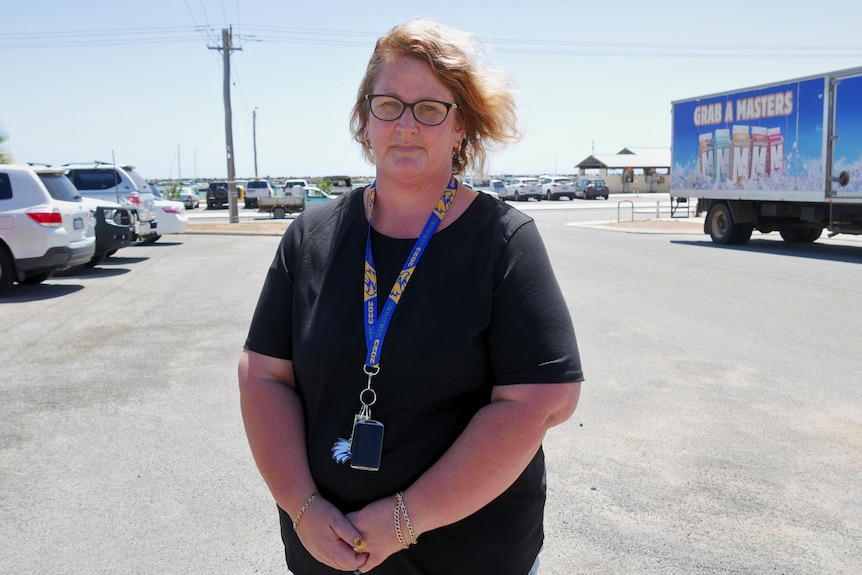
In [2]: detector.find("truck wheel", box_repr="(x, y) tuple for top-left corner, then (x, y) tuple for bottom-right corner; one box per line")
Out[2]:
(780, 226), (822, 243)
(707, 203), (751, 245)
(273, 207), (286, 219)
(0, 247), (15, 295)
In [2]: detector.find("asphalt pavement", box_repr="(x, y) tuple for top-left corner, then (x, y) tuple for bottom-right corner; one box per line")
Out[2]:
(2, 202), (860, 575)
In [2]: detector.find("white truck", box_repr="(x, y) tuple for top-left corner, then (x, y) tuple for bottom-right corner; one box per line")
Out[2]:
(671, 66), (862, 245)
(258, 186), (336, 219)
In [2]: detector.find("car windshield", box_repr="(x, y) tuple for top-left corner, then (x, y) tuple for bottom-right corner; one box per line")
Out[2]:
(247, 181), (268, 188)
(555, 179), (574, 184)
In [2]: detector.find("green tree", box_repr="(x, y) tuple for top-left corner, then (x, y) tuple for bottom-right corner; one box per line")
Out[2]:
(317, 179), (333, 194)
(166, 181), (182, 200)
(0, 127), (13, 164)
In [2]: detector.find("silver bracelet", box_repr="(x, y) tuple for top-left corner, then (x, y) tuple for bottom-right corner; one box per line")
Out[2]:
(395, 492), (418, 547)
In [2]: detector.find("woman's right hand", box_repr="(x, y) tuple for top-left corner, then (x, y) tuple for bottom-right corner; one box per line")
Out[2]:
(294, 495), (369, 572)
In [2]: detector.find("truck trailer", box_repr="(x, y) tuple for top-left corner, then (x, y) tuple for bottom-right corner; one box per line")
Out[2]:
(670, 66), (862, 245)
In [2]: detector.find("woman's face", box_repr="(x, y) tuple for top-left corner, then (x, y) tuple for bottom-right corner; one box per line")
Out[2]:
(366, 56), (465, 183)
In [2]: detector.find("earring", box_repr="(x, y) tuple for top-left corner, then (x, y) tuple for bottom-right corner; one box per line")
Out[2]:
(452, 149), (465, 174)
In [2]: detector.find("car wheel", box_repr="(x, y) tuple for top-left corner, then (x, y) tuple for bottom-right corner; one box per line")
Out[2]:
(514, 192), (521, 202)
(20, 271), (52, 285)
(85, 252), (106, 268)
(0, 248), (15, 295)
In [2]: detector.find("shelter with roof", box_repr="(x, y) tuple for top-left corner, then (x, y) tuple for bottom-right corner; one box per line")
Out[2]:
(574, 147), (671, 193)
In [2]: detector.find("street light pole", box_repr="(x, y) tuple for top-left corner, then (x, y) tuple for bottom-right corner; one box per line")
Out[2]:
(253, 107), (259, 179)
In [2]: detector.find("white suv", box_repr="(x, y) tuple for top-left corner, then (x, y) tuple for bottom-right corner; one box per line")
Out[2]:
(0, 164), (96, 294)
(63, 163), (157, 242)
(244, 179), (273, 209)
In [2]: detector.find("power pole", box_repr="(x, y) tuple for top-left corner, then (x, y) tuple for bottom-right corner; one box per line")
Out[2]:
(253, 107), (259, 178)
(211, 28), (242, 223)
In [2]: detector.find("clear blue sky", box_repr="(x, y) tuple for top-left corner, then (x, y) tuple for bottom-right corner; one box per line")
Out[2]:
(2, 0), (861, 181)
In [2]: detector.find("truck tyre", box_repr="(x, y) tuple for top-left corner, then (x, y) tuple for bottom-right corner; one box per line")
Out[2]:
(707, 203), (752, 245)
(780, 226), (821, 243)
(0, 247), (15, 295)
(273, 207), (286, 219)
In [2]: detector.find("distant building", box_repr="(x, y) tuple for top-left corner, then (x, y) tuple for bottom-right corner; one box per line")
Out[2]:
(575, 147), (670, 193)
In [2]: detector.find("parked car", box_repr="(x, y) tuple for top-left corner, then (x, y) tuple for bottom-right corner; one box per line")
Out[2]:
(178, 188), (200, 209)
(463, 178), (505, 200)
(244, 179), (273, 209)
(540, 176), (576, 201)
(320, 175), (353, 195)
(63, 162), (158, 242)
(206, 181), (229, 209)
(34, 166), (134, 267)
(484, 179), (507, 200)
(151, 188), (188, 239)
(574, 178), (610, 200)
(0, 164), (96, 294)
(504, 177), (543, 201)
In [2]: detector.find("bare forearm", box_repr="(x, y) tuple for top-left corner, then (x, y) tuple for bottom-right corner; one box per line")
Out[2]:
(238, 356), (315, 513)
(405, 382), (580, 536)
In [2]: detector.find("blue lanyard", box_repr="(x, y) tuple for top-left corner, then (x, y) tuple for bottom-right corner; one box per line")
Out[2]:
(364, 177), (459, 370)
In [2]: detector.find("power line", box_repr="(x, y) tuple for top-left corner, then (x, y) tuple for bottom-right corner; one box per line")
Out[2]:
(1, 25), (861, 60)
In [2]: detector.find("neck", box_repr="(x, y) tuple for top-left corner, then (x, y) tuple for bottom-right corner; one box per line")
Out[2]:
(366, 175), (478, 239)
(368, 172), (455, 239)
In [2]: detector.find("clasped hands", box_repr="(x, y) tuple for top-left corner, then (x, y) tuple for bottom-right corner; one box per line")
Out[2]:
(294, 494), (408, 573)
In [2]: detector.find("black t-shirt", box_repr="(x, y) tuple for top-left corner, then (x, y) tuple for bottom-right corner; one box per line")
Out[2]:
(245, 186), (583, 575)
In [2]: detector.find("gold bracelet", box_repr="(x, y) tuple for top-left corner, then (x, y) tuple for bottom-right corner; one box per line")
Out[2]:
(292, 490), (319, 531)
(395, 492), (418, 547)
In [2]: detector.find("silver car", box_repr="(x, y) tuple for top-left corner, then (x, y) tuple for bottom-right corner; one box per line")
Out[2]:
(64, 163), (158, 242)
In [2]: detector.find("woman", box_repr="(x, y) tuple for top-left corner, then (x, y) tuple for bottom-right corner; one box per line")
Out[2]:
(239, 19), (584, 575)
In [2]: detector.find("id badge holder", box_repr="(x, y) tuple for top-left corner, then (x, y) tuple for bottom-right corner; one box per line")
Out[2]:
(349, 419), (384, 471)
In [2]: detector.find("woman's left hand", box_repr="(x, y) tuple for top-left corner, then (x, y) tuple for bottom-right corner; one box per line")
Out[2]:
(346, 495), (405, 572)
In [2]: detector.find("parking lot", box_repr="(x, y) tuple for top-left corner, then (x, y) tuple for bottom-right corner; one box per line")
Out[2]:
(2, 207), (861, 574)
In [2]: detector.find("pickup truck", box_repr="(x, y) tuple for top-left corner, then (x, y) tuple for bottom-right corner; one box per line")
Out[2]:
(258, 186), (336, 219)
(503, 177), (543, 201)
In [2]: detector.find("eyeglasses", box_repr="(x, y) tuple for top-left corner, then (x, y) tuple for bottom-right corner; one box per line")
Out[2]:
(366, 94), (458, 126)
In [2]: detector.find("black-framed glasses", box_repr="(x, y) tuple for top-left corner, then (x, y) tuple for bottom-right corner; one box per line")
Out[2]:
(366, 94), (458, 126)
